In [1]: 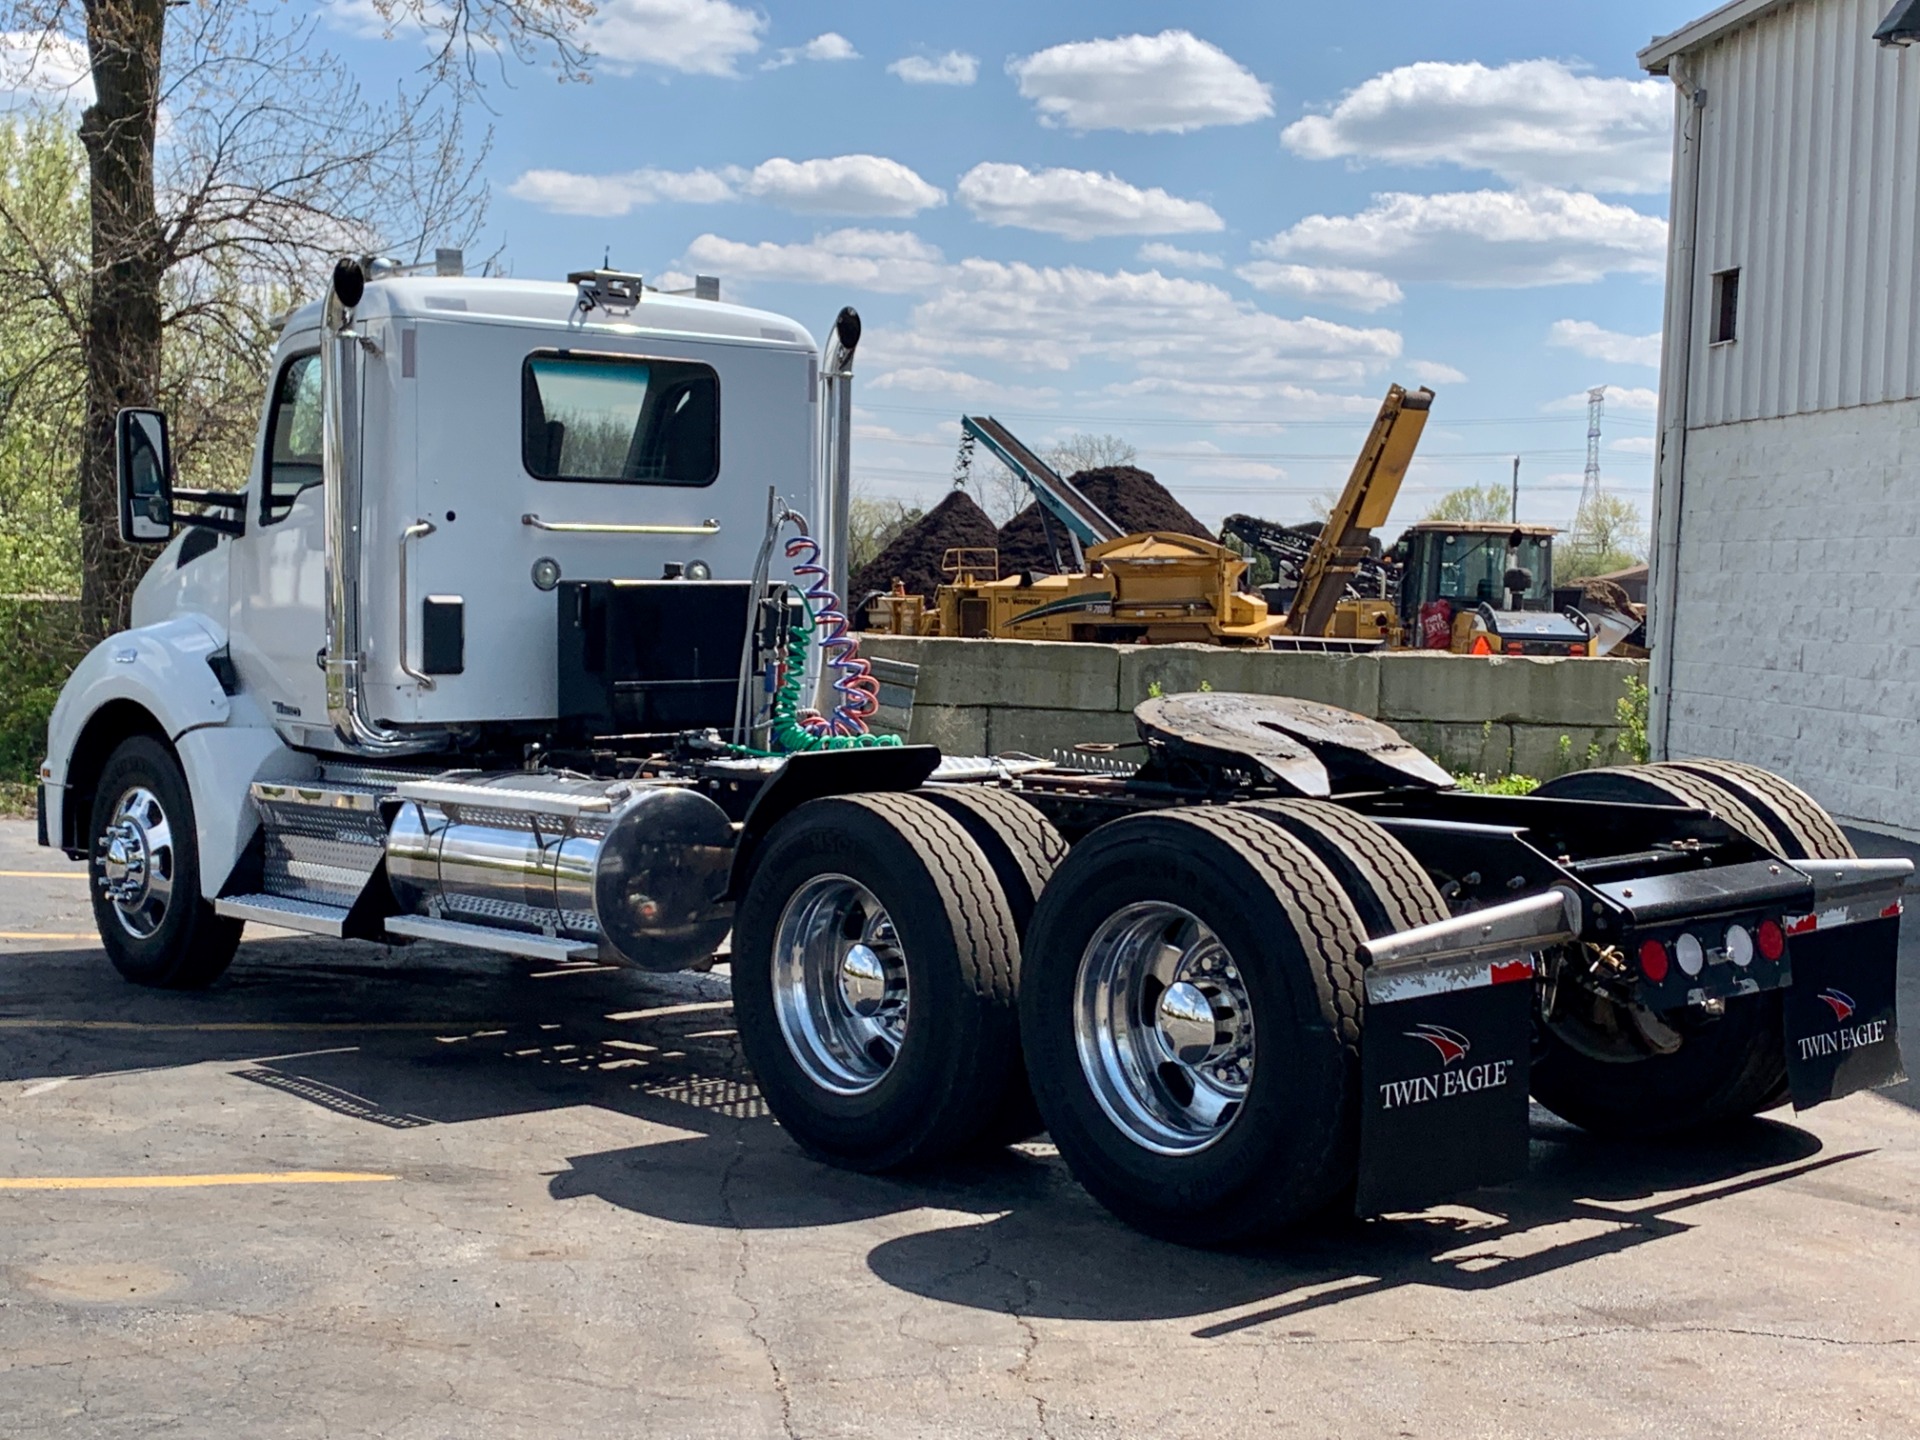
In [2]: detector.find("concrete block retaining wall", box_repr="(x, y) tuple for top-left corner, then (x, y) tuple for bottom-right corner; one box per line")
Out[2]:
(860, 636), (1648, 779)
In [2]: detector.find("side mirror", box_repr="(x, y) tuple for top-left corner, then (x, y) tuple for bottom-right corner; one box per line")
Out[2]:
(116, 408), (175, 544)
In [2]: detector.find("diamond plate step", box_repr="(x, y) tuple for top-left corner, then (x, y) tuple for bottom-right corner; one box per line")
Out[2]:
(383, 914), (601, 963)
(215, 893), (351, 937)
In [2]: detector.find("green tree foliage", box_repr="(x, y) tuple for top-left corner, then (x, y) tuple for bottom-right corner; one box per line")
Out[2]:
(0, 112), (86, 598)
(849, 495), (924, 572)
(1423, 483), (1514, 524)
(1560, 492), (1647, 582)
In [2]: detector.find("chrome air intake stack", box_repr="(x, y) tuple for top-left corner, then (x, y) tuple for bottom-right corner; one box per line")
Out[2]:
(321, 257), (446, 756)
(384, 774), (735, 972)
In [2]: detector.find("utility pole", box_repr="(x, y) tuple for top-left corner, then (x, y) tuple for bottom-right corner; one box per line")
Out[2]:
(1510, 455), (1520, 523)
(1580, 385), (1606, 514)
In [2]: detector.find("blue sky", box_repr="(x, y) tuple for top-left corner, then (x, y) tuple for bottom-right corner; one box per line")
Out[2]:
(16, 1), (1712, 535)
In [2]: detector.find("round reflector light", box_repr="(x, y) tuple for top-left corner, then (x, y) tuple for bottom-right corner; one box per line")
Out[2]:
(1638, 938), (1670, 982)
(1675, 932), (1706, 977)
(1756, 919), (1786, 962)
(1726, 923), (1754, 968)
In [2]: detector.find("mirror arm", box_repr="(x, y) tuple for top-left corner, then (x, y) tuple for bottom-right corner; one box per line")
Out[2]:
(172, 487), (246, 510)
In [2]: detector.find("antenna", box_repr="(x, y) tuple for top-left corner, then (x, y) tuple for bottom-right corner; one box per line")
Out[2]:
(1580, 385), (1606, 514)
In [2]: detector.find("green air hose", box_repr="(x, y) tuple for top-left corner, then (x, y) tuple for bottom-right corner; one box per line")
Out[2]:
(768, 606), (901, 753)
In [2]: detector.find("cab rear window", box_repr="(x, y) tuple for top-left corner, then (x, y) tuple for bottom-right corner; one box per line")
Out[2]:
(521, 352), (719, 486)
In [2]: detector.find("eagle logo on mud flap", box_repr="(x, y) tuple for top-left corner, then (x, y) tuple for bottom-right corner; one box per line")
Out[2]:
(1378, 1025), (1515, 1111)
(1405, 1023), (1469, 1065)
(1817, 989), (1856, 1023)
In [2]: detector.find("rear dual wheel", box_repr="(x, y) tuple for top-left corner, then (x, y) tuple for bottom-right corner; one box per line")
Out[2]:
(732, 791), (1042, 1172)
(1530, 760), (1854, 1135)
(1018, 805), (1439, 1245)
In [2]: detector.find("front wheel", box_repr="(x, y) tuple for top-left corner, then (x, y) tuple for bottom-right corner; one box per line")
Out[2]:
(88, 735), (242, 989)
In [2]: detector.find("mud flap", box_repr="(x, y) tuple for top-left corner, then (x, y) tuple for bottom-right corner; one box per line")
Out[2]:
(1357, 958), (1535, 1215)
(1783, 912), (1906, 1109)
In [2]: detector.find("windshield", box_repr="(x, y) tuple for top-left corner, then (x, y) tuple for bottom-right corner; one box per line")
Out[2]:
(1432, 533), (1551, 606)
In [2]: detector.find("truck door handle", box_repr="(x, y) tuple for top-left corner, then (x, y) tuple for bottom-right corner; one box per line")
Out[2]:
(398, 519), (437, 689)
(521, 513), (720, 535)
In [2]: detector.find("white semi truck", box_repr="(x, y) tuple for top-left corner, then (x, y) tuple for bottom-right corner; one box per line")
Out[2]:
(39, 258), (1911, 1242)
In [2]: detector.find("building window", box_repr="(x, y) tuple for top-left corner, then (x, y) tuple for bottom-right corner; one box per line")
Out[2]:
(1710, 267), (1740, 346)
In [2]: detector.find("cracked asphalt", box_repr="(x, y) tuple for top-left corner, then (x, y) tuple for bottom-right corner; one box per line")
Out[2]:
(3, 817), (1919, 1439)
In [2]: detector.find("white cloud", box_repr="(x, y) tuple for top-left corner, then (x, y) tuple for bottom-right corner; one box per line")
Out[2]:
(1409, 360), (1469, 386)
(1282, 59), (1672, 194)
(1262, 188), (1668, 288)
(738, 155), (943, 216)
(1008, 29), (1272, 133)
(1545, 384), (1660, 414)
(956, 163), (1222, 240)
(1137, 243), (1223, 270)
(0, 29), (92, 108)
(1236, 261), (1403, 312)
(507, 154), (942, 218)
(1610, 435), (1657, 455)
(1548, 318), (1663, 367)
(865, 366), (1057, 404)
(507, 165), (735, 216)
(903, 261), (1402, 381)
(763, 32), (858, 70)
(588, 0), (766, 77)
(888, 51), (977, 86)
(1104, 377), (1387, 421)
(681, 229), (950, 293)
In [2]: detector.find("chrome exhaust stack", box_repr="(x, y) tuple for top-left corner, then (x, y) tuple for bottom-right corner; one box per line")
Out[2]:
(321, 258), (445, 756)
(818, 306), (861, 617)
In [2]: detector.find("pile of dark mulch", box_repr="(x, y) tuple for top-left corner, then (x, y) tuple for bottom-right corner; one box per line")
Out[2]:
(995, 465), (1210, 575)
(848, 488), (1000, 614)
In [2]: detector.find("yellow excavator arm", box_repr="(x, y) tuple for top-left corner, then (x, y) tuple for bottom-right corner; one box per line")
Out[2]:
(1285, 384), (1433, 638)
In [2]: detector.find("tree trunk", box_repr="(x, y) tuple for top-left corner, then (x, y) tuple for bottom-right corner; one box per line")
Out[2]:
(77, 0), (166, 642)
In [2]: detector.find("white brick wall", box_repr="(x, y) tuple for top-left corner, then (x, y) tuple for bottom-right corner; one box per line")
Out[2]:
(1667, 400), (1920, 837)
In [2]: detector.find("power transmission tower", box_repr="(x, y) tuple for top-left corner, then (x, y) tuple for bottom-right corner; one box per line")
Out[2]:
(1580, 385), (1606, 514)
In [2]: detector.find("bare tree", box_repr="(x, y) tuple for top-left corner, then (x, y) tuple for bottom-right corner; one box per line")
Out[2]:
(0, 0), (577, 639)
(1044, 431), (1136, 476)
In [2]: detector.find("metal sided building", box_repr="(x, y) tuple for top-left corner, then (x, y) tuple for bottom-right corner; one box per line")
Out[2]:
(1641, 0), (1920, 840)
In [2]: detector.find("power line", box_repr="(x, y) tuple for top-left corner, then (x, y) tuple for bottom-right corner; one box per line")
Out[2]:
(856, 402), (1657, 431)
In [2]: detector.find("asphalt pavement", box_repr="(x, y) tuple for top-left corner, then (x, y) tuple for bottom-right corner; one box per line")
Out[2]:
(3, 818), (1918, 1439)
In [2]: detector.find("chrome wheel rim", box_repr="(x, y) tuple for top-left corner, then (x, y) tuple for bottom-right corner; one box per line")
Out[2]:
(97, 785), (176, 940)
(771, 874), (909, 1095)
(1074, 902), (1254, 1155)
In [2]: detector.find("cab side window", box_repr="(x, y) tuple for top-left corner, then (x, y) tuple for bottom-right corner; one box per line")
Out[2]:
(261, 353), (323, 523)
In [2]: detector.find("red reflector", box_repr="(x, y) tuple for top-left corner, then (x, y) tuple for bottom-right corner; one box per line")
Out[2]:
(1490, 959), (1534, 986)
(1567, 643), (1587, 656)
(1785, 914), (1818, 936)
(1638, 938), (1669, 982)
(1883, 901), (1904, 919)
(1504, 641), (1525, 655)
(1756, 918), (1786, 961)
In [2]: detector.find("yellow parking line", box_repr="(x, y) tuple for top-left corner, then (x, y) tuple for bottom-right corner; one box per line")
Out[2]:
(0, 870), (87, 879)
(0, 932), (96, 941)
(0, 1171), (396, 1191)
(0, 1020), (504, 1032)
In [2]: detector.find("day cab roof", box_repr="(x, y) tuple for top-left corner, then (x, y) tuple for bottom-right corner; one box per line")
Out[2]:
(276, 275), (819, 354)
(1401, 521), (1560, 537)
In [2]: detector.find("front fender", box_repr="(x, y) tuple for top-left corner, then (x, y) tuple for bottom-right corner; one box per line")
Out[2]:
(45, 615), (233, 783)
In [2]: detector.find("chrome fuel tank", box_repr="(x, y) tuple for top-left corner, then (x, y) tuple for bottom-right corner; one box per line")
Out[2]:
(386, 773), (734, 971)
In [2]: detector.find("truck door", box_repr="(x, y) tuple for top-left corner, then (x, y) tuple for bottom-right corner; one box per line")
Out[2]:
(229, 346), (331, 743)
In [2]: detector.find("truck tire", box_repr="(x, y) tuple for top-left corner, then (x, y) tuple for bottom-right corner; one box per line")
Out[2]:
(1531, 761), (1805, 1134)
(919, 786), (1069, 1146)
(731, 793), (1024, 1172)
(1535, 765), (1777, 850)
(88, 735), (243, 989)
(1019, 807), (1369, 1244)
(1651, 759), (1855, 860)
(1237, 799), (1449, 938)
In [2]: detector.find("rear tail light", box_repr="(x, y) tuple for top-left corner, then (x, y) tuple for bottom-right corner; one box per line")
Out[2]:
(1756, 919), (1786, 961)
(1675, 932), (1706, 977)
(1567, 643), (1587, 656)
(1504, 641), (1524, 655)
(1638, 938), (1670, 982)
(1725, 923), (1754, 968)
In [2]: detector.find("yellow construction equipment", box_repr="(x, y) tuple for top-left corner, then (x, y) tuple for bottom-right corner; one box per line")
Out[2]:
(866, 384), (1433, 649)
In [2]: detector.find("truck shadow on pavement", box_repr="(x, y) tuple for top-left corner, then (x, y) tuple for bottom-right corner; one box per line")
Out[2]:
(2, 935), (1874, 1335)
